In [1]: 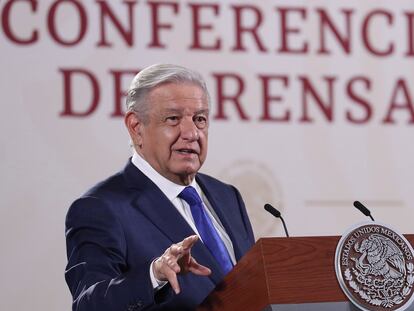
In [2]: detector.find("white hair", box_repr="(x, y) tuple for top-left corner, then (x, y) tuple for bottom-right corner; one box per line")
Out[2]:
(126, 64), (210, 123)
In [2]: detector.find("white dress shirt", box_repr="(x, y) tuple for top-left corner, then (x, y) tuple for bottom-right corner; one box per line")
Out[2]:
(131, 152), (236, 288)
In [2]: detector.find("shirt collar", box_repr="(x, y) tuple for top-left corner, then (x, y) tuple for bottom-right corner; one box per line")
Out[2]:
(131, 151), (199, 201)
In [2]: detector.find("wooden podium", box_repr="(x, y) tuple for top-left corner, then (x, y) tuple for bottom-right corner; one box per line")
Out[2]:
(198, 235), (414, 311)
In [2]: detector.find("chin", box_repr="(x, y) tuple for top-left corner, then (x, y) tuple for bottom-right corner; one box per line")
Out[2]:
(175, 165), (200, 177)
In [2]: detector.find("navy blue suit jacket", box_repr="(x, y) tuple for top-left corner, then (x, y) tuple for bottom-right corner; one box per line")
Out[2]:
(65, 160), (255, 311)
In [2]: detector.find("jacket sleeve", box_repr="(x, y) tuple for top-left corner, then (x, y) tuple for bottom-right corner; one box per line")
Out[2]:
(65, 196), (172, 311)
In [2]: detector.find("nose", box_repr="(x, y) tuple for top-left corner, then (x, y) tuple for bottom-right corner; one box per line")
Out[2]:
(180, 118), (199, 141)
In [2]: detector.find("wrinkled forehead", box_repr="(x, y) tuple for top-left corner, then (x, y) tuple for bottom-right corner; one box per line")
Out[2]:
(147, 82), (209, 109)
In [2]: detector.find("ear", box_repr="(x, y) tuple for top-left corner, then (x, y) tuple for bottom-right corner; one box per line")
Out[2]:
(125, 111), (144, 148)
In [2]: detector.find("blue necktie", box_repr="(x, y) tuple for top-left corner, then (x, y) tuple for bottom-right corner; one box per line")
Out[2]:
(179, 186), (233, 274)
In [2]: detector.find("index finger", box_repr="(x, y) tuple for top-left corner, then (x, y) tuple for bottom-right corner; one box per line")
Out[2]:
(181, 235), (199, 250)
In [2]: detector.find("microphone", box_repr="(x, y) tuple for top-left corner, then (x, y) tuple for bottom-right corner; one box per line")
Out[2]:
(353, 201), (375, 221)
(264, 204), (290, 237)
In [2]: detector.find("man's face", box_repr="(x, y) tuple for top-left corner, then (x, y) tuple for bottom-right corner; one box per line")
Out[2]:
(128, 83), (209, 185)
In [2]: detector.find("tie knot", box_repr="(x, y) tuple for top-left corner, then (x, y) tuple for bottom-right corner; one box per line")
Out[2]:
(178, 186), (202, 206)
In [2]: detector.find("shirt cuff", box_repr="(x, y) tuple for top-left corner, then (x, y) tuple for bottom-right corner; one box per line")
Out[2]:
(150, 258), (168, 290)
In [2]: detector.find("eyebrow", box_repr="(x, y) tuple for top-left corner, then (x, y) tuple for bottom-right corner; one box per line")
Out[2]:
(163, 108), (209, 114)
(195, 109), (209, 115)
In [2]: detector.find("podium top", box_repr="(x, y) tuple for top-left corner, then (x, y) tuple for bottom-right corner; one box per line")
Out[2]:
(198, 235), (414, 311)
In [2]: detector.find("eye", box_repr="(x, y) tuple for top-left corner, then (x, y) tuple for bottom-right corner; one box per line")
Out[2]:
(194, 115), (208, 129)
(165, 115), (180, 125)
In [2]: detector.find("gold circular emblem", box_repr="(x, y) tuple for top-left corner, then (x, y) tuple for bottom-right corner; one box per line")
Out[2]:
(335, 223), (414, 311)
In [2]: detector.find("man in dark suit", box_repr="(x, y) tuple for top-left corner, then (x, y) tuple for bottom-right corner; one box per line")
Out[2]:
(65, 64), (255, 311)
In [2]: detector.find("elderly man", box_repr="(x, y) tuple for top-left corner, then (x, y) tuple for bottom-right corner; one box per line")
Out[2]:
(65, 64), (255, 311)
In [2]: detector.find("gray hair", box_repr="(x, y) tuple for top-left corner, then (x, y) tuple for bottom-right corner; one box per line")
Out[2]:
(126, 64), (210, 123)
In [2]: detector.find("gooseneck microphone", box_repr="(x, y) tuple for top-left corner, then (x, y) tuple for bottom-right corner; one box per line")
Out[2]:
(264, 204), (290, 237)
(353, 201), (375, 221)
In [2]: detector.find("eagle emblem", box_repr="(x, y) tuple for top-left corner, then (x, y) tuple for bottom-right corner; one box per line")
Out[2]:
(353, 234), (405, 280)
(335, 223), (414, 311)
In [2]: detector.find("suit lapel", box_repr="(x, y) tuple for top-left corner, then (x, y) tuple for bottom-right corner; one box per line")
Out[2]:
(122, 161), (225, 283)
(196, 174), (244, 261)
(122, 160), (193, 242)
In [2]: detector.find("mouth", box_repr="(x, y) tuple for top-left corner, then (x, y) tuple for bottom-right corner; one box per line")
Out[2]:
(175, 148), (199, 155)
